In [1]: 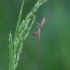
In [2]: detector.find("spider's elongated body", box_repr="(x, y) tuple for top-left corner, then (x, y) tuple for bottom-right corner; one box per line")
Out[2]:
(33, 17), (45, 36)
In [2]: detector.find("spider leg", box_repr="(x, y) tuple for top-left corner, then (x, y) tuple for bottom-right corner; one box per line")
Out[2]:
(35, 21), (39, 29)
(32, 33), (41, 70)
(38, 33), (40, 43)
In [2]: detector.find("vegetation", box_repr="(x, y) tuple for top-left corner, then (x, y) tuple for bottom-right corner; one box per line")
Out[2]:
(9, 0), (46, 70)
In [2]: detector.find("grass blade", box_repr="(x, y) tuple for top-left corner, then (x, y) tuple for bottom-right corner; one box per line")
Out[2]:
(14, 0), (25, 40)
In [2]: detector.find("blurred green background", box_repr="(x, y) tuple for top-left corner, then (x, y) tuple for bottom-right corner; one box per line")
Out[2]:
(0, 0), (70, 70)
